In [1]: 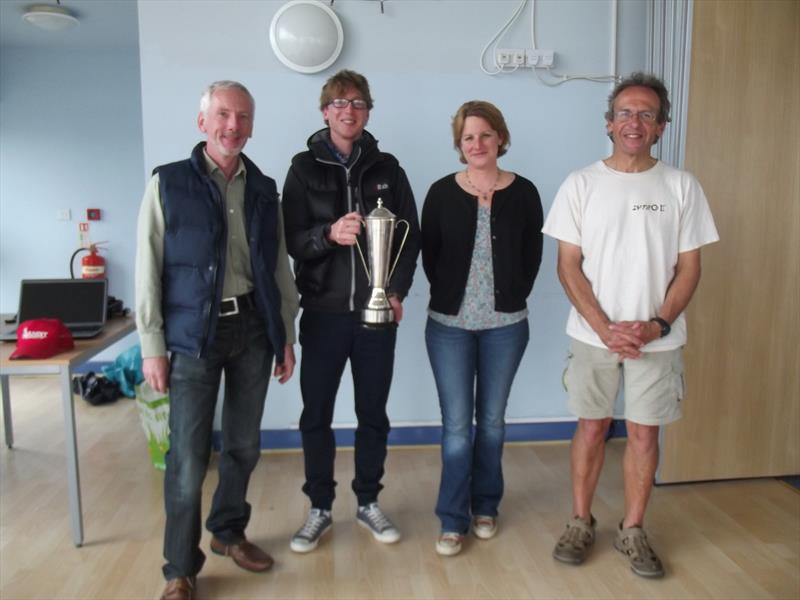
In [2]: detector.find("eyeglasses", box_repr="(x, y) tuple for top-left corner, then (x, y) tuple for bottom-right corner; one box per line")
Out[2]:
(329, 98), (369, 110)
(613, 110), (658, 123)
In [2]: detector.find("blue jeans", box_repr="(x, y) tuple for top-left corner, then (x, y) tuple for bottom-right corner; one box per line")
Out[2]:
(298, 310), (396, 509)
(425, 317), (529, 534)
(162, 308), (273, 580)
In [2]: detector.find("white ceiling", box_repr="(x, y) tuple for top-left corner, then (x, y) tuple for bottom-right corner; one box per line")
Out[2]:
(0, 0), (138, 48)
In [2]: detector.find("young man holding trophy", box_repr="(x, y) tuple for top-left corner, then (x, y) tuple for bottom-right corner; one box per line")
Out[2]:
(281, 70), (421, 553)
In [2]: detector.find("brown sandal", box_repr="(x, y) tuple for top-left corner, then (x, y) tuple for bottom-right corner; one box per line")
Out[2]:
(552, 515), (596, 565)
(614, 522), (665, 578)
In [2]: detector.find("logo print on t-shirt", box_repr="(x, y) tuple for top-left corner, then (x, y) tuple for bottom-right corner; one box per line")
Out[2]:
(632, 203), (665, 212)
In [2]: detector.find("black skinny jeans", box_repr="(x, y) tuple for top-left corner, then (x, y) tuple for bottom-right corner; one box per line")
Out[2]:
(298, 309), (396, 510)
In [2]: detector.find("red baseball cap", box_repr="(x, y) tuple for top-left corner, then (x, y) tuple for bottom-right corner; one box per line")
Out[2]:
(9, 319), (75, 360)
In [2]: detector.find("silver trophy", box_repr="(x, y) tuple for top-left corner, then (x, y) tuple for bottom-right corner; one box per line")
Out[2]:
(355, 199), (410, 326)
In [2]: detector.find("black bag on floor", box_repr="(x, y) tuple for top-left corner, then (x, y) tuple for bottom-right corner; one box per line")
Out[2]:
(72, 372), (122, 405)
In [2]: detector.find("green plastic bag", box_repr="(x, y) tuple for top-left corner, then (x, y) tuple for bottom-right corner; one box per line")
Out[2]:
(135, 381), (170, 471)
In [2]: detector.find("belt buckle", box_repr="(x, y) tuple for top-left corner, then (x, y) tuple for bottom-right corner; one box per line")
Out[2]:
(219, 296), (239, 317)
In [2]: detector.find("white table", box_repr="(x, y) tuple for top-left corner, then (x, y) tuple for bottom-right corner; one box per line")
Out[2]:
(1, 316), (137, 546)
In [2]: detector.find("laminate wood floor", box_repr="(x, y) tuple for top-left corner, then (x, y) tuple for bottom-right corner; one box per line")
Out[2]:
(1, 376), (798, 599)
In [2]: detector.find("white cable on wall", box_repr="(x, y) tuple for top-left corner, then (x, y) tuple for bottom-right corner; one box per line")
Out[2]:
(479, 0), (529, 75)
(535, 0), (618, 89)
(480, 0), (620, 86)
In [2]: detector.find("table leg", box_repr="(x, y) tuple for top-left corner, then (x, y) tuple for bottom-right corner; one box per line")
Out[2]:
(1, 374), (12, 448)
(60, 369), (84, 547)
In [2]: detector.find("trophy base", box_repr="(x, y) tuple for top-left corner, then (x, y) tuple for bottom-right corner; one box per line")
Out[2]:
(361, 307), (396, 328)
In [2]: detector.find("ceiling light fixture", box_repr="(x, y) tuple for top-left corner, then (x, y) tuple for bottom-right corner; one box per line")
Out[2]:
(22, 1), (79, 32)
(270, 0), (343, 74)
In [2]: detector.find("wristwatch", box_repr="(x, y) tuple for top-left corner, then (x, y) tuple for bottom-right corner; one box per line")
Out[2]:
(650, 317), (671, 338)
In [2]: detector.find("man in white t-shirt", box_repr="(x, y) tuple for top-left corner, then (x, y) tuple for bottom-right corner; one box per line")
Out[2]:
(542, 72), (718, 578)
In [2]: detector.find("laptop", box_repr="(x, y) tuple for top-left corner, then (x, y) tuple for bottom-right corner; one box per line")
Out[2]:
(1, 279), (108, 341)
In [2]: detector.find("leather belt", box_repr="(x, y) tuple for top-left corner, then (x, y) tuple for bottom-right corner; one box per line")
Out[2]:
(219, 292), (256, 317)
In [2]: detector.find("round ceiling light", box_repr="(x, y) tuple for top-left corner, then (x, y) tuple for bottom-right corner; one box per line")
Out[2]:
(269, 0), (344, 74)
(22, 4), (79, 31)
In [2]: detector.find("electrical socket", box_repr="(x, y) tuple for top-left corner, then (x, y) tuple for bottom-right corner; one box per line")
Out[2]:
(496, 49), (512, 66)
(525, 49), (556, 68)
(497, 48), (557, 70)
(497, 48), (530, 68)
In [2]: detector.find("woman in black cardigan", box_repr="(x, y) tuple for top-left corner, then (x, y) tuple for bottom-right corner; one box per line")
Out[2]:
(421, 100), (543, 557)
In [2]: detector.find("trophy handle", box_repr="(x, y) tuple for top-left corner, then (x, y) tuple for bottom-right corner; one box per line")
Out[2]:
(354, 236), (371, 285)
(386, 219), (410, 284)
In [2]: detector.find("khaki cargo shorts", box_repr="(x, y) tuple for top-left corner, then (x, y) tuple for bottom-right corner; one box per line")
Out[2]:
(563, 339), (685, 426)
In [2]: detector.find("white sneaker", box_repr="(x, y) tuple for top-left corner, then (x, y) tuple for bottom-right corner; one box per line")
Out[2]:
(436, 532), (464, 556)
(356, 503), (401, 544)
(472, 515), (498, 539)
(290, 508), (332, 553)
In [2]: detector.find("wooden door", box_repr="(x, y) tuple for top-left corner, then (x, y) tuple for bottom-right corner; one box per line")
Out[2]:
(658, 0), (800, 482)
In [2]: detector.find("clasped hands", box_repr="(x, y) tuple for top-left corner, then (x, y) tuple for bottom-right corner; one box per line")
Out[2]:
(602, 320), (662, 361)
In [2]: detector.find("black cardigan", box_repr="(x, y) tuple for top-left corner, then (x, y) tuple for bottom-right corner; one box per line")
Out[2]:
(421, 173), (543, 315)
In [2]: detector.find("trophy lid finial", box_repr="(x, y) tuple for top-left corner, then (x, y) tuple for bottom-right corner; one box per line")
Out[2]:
(367, 197), (395, 220)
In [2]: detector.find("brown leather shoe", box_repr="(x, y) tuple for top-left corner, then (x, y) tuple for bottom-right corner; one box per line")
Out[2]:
(210, 536), (274, 572)
(160, 576), (195, 600)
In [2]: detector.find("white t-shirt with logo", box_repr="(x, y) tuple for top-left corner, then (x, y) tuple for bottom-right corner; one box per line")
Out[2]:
(542, 160), (719, 351)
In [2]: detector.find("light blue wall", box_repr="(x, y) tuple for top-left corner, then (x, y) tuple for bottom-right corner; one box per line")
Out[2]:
(138, 0), (646, 430)
(1, 0), (646, 430)
(0, 43), (144, 357)
(137, 0), (646, 429)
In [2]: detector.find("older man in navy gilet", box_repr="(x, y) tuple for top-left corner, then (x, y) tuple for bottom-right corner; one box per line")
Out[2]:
(136, 81), (298, 600)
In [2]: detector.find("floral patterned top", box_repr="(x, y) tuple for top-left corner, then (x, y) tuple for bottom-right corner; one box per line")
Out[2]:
(429, 204), (528, 330)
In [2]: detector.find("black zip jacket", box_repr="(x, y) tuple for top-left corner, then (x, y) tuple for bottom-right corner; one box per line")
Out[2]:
(282, 129), (421, 313)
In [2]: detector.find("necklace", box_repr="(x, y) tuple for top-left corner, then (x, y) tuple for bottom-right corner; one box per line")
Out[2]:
(465, 169), (501, 202)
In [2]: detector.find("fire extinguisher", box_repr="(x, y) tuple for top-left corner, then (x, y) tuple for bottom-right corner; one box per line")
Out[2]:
(70, 243), (107, 279)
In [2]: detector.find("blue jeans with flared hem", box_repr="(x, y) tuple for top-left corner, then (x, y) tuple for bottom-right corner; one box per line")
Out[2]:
(426, 317), (529, 534)
(162, 308), (273, 580)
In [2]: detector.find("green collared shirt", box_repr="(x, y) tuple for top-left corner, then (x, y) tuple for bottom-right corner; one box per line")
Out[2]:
(135, 150), (298, 358)
(204, 151), (252, 299)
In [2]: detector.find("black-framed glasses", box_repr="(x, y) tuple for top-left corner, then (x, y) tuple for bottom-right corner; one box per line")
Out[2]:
(329, 98), (369, 110)
(613, 110), (658, 123)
